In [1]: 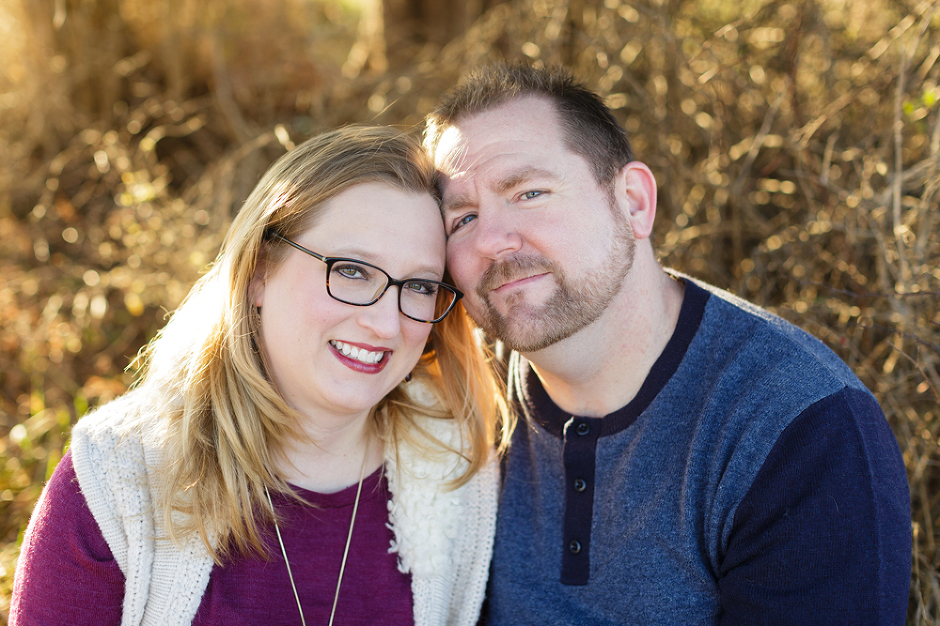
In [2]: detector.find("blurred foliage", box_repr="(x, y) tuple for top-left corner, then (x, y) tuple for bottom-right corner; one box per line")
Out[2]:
(1, 0), (939, 623)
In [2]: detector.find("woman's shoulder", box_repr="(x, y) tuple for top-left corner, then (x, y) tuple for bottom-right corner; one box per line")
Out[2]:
(69, 386), (163, 485)
(73, 389), (140, 435)
(66, 388), (164, 576)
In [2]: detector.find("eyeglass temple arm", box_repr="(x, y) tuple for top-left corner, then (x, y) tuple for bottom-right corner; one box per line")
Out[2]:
(267, 231), (330, 264)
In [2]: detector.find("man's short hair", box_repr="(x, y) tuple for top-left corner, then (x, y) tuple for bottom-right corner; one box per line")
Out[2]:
(424, 62), (634, 186)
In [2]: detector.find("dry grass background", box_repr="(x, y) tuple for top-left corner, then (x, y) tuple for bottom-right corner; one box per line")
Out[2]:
(0, 0), (938, 622)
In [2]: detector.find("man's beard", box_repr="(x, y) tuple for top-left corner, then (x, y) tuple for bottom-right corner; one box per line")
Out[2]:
(473, 209), (636, 353)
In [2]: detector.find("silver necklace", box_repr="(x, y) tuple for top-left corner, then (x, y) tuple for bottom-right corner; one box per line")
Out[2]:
(265, 447), (370, 626)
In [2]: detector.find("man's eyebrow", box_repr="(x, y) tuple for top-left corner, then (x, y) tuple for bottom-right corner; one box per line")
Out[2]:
(441, 166), (559, 215)
(442, 193), (474, 215)
(494, 166), (557, 193)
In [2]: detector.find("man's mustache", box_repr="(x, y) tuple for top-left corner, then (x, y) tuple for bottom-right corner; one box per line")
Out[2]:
(478, 255), (555, 296)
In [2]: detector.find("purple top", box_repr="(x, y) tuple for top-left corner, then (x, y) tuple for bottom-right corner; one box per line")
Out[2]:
(11, 450), (414, 625)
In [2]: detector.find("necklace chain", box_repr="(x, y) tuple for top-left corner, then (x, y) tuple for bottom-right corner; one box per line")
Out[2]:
(265, 446), (370, 626)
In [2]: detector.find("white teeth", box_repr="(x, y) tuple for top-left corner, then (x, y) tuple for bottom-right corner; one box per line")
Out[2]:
(331, 340), (385, 365)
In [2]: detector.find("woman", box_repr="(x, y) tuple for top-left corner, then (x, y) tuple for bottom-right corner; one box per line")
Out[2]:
(11, 126), (510, 626)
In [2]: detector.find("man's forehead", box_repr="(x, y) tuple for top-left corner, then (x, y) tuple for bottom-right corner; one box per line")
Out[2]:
(432, 96), (562, 172)
(432, 124), (470, 177)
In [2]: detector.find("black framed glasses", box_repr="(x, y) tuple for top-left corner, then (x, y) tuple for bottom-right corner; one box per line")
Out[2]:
(268, 232), (463, 324)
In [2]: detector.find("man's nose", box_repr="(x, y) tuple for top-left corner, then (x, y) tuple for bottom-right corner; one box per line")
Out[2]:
(472, 202), (524, 261)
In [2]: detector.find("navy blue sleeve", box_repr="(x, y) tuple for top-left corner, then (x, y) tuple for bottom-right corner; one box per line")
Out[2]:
(718, 387), (911, 625)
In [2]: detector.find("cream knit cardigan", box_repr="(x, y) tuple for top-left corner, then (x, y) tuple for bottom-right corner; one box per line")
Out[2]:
(68, 387), (498, 626)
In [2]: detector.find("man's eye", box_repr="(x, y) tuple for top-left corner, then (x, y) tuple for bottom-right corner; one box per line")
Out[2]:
(450, 213), (476, 234)
(520, 190), (543, 200)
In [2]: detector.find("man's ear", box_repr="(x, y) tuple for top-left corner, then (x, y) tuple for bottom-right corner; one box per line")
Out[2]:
(613, 161), (657, 241)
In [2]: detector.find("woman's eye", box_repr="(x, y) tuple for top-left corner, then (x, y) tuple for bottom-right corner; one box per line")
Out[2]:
(334, 264), (367, 280)
(404, 280), (438, 296)
(520, 190), (543, 201)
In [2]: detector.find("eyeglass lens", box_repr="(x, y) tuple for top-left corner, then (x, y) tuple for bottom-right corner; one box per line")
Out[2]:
(327, 260), (456, 323)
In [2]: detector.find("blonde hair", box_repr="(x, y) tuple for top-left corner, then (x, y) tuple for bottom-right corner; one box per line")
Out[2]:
(134, 126), (510, 561)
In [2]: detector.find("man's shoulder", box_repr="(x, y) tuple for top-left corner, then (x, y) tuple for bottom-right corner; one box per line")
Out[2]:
(678, 273), (866, 393)
(658, 273), (880, 462)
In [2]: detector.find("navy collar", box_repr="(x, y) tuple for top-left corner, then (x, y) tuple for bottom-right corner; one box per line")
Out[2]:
(509, 277), (709, 438)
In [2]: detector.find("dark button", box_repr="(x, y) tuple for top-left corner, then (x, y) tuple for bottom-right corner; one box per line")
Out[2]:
(576, 422), (590, 436)
(568, 540), (582, 554)
(573, 478), (587, 492)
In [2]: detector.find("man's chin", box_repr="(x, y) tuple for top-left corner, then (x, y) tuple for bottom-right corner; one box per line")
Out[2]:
(482, 314), (562, 354)
(500, 330), (564, 354)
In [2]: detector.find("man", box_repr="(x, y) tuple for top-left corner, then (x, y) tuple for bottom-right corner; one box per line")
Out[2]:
(424, 63), (911, 625)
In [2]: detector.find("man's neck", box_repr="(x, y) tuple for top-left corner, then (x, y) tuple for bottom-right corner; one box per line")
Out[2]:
(524, 260), (685, 418)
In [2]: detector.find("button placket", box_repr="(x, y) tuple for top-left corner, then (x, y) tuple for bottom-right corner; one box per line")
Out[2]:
(561, 416), (600, 586)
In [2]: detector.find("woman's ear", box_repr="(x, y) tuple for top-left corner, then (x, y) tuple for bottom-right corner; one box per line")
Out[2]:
(249, 255), (267, 308)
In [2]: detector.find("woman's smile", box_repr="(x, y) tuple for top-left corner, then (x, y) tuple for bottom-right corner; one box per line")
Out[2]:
(329, 339), (390, 371)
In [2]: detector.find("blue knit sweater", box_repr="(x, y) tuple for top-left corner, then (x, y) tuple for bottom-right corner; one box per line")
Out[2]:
(485, 277), (910, 625)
